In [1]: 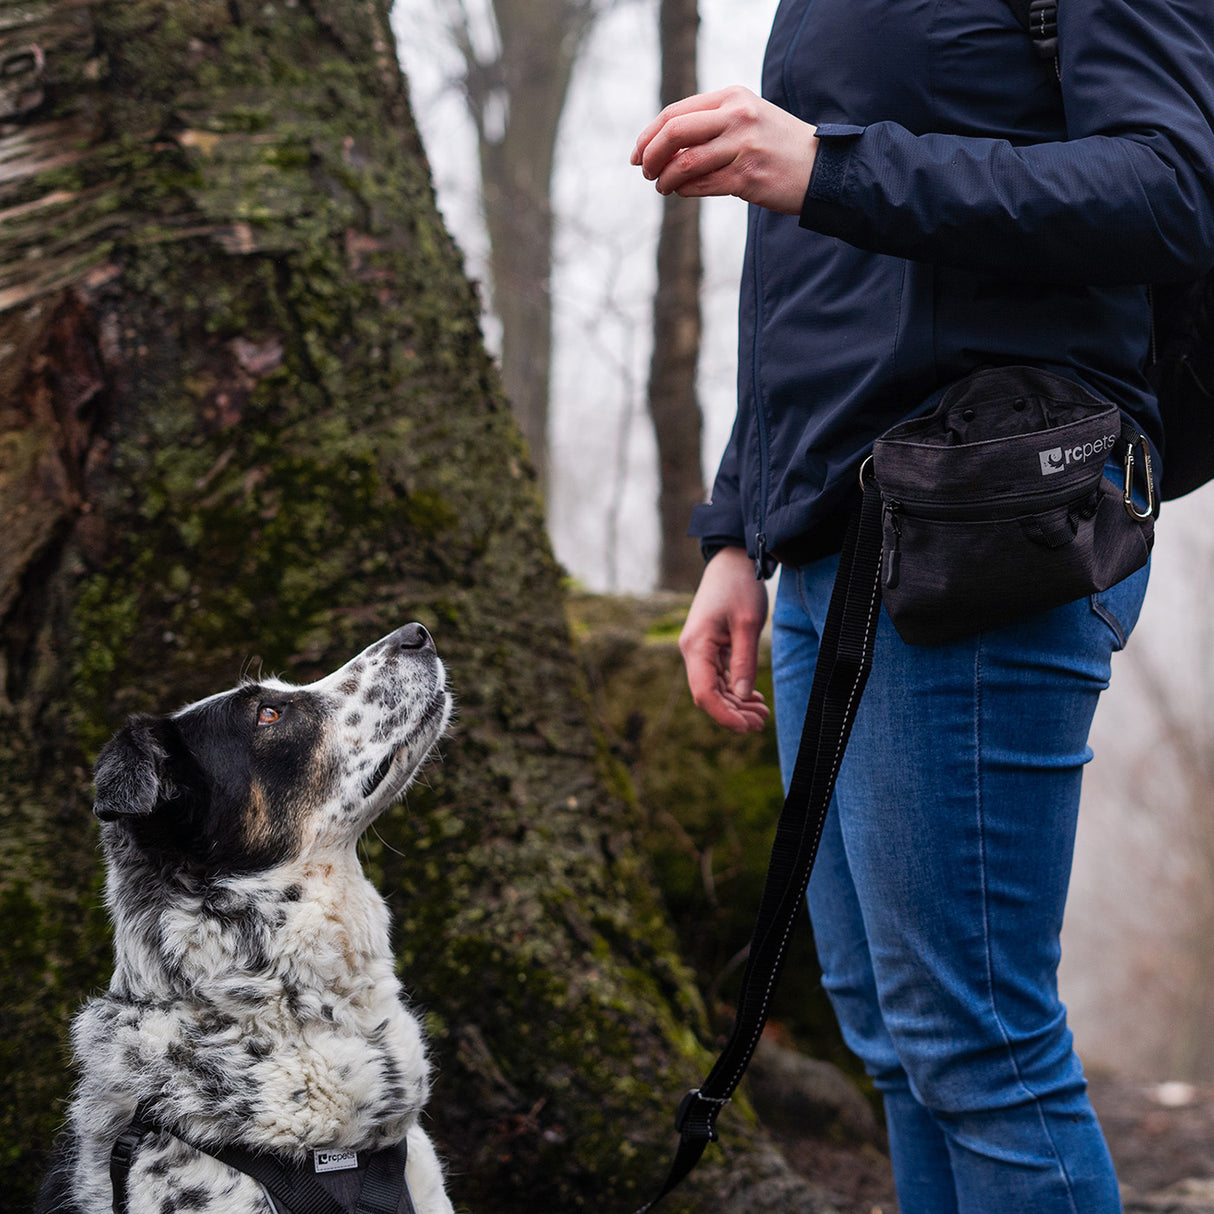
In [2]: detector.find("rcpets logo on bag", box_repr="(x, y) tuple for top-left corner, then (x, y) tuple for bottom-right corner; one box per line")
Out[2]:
(1038, 432), (1118, 476)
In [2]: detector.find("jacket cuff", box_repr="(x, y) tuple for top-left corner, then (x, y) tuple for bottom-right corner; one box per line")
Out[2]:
(689, 499), (746, 564)
(800, 123), (864, 229)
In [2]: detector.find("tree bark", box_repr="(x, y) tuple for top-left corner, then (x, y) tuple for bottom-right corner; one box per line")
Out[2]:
(0, 2), (836, 1212)
(647, 0), (705, 592)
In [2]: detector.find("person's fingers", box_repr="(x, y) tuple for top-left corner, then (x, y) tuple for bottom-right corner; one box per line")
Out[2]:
(720, 688), (770, 731)
(682, 630), (725, 717)
(634, 85), (816, 215)
(685, 647), (754, 732)
(688, 644), (767, 733)
(635, 109), (732, 186)
(726, 617), (761, 701)
(631, 88), (737, 165)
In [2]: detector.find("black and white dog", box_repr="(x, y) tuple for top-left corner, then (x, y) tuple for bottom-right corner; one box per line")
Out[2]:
(39, 624), (456, 1214)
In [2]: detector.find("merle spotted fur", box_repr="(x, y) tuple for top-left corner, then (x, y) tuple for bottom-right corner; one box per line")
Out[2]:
(37, 625), (456, 1214)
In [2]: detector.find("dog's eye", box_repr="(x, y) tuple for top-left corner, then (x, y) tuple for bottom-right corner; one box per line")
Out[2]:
(257, 705), (281, 726)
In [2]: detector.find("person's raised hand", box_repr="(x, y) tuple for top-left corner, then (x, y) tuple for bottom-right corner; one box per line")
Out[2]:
(678, 546), (771, 733)
(631, 85), (818, 216)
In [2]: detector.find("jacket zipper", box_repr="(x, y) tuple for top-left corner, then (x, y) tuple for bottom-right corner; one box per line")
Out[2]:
(754, 532), (768, 579)
(751, 210), (772, 580)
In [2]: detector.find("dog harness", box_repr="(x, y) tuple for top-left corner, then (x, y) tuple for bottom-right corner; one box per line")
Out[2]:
(109, 1102), (418, 1214)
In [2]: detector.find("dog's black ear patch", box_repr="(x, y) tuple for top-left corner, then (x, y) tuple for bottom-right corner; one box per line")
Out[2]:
(93, 716), (180, 821)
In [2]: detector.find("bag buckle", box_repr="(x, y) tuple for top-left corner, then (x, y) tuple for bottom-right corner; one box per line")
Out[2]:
(1122, 434), (1156, 521)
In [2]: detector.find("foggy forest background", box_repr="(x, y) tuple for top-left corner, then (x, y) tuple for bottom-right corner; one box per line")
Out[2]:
(393, 0), (1214, 1084)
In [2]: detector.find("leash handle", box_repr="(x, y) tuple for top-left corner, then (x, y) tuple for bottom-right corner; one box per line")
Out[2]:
(634, 484), (884, 1214)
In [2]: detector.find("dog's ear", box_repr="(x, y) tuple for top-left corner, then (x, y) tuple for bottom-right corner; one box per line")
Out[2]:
(93, 716), (180, 822)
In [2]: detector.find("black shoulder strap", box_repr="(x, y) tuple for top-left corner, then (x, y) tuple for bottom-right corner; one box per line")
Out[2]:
(633, 481), (885, 1213)
(1004, 0), (1060, 68)
(110, 1103), (410, 1214)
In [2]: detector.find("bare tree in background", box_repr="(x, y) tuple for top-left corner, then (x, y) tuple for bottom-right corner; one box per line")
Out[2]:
(646, 0), (705, 590)
(442, 0), (609, 492)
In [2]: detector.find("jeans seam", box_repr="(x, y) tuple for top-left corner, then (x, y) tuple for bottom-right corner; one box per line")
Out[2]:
(795, 565), (813, 616)
(1089, 593), (1127, 650)
(974, 636), (1031, 1102)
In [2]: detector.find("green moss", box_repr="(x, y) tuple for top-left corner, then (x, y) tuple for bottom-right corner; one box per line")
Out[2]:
(643, 609), (691, 642)
(569, 593), (862, 1076)
(72, 576), (145, 752)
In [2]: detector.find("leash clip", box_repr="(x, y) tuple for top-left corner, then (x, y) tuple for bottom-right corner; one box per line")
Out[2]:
(1122, 433), (1156, 521)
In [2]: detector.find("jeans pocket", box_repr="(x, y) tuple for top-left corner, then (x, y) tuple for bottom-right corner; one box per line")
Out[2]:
(1089, 560), (1150, 651)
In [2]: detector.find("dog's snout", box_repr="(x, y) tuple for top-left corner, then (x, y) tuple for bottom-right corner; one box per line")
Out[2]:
(396, 623), (433, 652)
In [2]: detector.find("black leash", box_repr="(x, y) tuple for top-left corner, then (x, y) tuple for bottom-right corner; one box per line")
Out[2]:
(110, 1101), (416, 1214)
(635, 482), (885, 1213)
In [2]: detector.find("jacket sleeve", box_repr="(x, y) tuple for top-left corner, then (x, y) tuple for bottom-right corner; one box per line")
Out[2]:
(688, 414), (748, 558)
(799, 0), (1214, 286)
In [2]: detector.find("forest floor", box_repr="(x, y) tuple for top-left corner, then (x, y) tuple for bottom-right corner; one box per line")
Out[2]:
(776, 1074), (1214, 1214)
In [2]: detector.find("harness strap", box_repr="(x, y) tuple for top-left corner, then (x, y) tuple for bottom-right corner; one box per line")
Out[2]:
(354, 1140), (416, 1214)
(207, 1144), (352, 1214)
(109, 1102), (411, 1214)
(633, 482), (885, 1213)
(109, 1104), (155, 1214)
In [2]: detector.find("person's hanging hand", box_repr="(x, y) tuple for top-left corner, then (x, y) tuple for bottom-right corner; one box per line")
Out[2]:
(678, 546), (771, 733)
(632, 85), (819, 216)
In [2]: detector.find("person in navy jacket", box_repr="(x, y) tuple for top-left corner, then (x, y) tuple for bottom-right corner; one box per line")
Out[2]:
(633, 1), (1214, 1210)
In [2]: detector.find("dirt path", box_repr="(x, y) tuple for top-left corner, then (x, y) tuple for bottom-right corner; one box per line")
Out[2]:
(777, 1075), (1214, 1214)
(1094, 1076), (1214, 1213)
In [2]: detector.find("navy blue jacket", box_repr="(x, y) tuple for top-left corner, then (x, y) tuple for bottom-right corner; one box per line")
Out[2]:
(690, 0), (1214, 574)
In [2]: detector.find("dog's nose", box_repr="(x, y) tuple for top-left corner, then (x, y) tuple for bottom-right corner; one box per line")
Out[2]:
(395, 623), (434, 652)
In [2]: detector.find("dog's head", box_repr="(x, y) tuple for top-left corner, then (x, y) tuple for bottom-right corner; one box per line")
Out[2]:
(92, 624), (452, 874)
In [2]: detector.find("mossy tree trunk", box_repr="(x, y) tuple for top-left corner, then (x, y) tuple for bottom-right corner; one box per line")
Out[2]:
(0, 3), (837, 1212)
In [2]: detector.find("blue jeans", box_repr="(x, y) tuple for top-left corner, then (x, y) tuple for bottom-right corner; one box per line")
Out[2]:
(772, 556), (1149, 1214)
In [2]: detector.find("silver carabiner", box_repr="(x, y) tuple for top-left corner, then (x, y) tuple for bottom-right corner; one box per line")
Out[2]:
(1122, 434), (1156, 521)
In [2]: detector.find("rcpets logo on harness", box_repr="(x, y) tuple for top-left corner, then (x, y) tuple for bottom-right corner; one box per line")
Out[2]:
(1038, 432), (1118, 476)
(314, 1149), (360, 1173)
